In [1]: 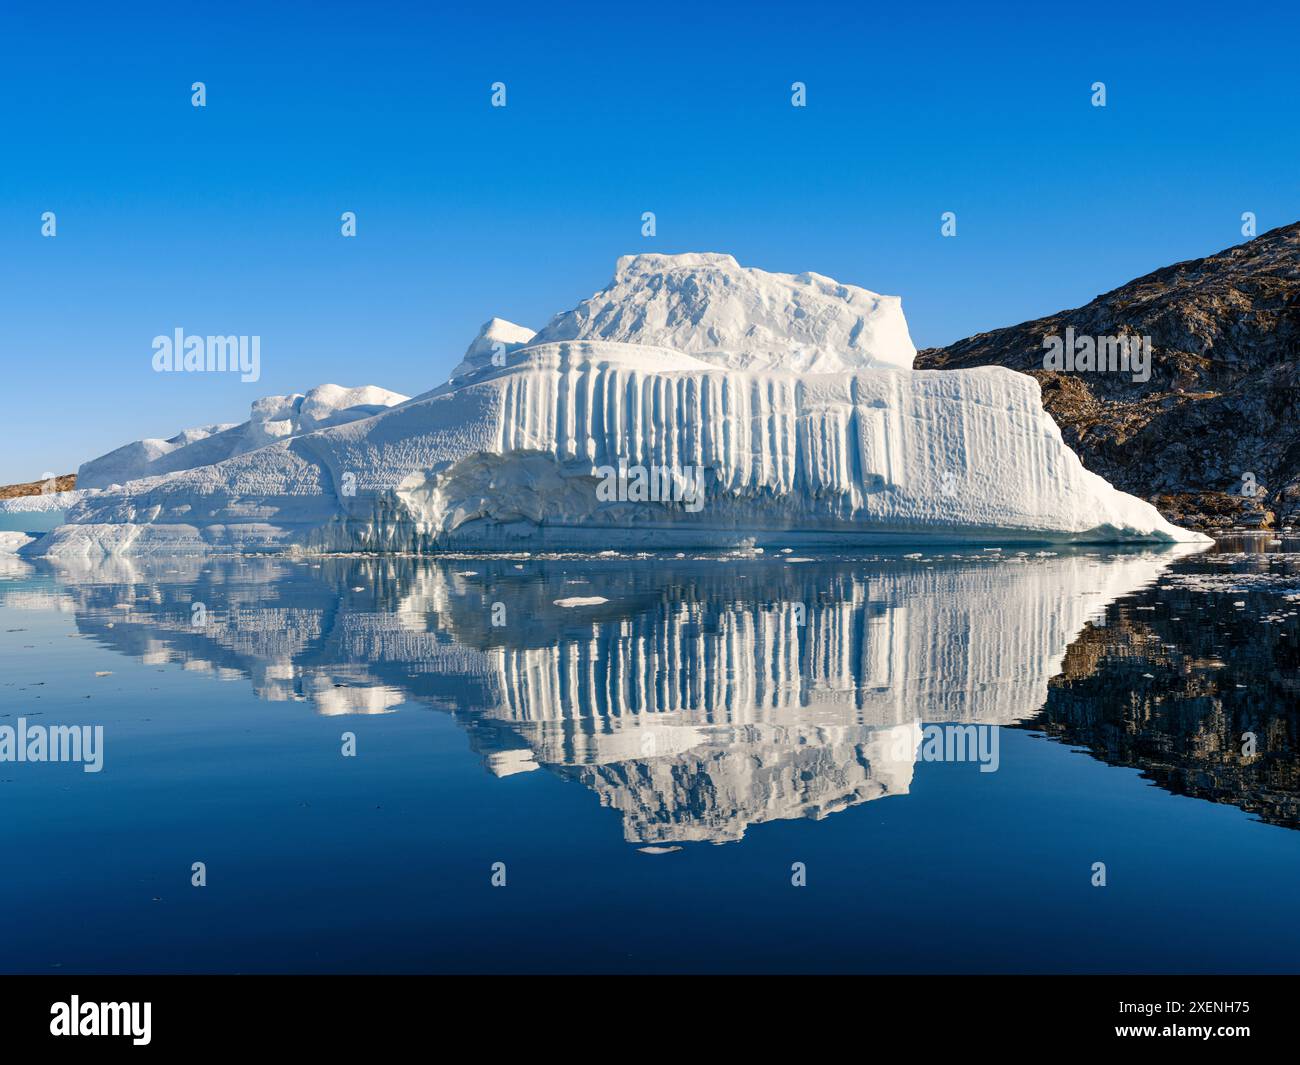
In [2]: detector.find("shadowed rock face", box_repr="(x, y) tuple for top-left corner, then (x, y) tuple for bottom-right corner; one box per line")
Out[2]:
(916, 223), (1300, 531)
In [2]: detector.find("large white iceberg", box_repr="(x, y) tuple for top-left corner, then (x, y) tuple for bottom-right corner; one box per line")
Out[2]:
(29, 253), (1206, 556)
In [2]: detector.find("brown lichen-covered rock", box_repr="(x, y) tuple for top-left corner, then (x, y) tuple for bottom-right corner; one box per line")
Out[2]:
(0, 473), (76, 500)
(917, 223), (1300, 530)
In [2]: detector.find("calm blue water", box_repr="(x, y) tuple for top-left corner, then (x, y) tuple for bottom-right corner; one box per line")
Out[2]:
(1, 539), (1297, 973)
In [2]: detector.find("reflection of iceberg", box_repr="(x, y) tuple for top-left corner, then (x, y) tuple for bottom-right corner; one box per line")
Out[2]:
(308, 678), (404, 716)
(435, 550), (1201, 731)
(19, 545), (1201, 842)
(564, 722), (919, 844)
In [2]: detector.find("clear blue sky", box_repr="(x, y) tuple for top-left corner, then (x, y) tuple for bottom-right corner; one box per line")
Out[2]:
(1, 0), (1296, 483)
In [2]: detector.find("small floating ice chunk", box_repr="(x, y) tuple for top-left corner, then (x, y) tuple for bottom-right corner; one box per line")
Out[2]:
(0, 532), (35, 554)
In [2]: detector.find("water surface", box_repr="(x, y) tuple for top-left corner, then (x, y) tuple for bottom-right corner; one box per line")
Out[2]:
(1, 539), (1297, 973)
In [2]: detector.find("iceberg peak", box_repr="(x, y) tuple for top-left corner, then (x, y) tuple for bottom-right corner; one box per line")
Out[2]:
(612, 251), (740, 272)
(447, 318), (537, 382)
(534, 251), (917, 374)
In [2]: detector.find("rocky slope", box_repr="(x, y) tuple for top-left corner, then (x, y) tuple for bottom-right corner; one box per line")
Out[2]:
(916, 223), (1300, 530)
(0, 473), (75, 499)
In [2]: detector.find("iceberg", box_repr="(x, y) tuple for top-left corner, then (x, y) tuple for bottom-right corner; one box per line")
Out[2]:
(28, 253), (1207, 556)
(75, 382), (410, 490)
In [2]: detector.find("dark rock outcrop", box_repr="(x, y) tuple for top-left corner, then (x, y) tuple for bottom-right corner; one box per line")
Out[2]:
(917, 224), (1300, 529)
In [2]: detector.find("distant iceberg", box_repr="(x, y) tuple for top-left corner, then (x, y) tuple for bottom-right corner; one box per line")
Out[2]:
(28, 253), (1207, 556)
(75, 383), (411, 490)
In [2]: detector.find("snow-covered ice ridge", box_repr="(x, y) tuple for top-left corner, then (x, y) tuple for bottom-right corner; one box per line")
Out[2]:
(76, 383), (411, 489)
(30, 253), (1207, 556)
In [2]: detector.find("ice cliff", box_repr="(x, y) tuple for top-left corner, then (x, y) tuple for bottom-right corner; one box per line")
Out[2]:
(29, 254), (1207, 556)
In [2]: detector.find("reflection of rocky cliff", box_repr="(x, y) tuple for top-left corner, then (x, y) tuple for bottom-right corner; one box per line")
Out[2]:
(11, 547), (1196, 843)
(1025, 569), (1300, 828)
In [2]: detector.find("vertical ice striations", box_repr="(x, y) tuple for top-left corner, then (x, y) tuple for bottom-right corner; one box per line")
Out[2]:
(29, 253), (1208, 555)
(404, 340), (1199, 545)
